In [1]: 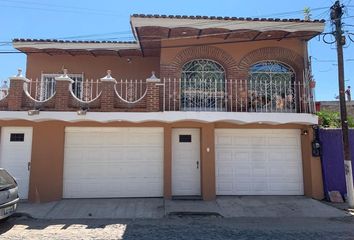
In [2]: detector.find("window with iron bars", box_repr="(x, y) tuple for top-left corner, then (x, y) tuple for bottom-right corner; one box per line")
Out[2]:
(248, 61), (296, 113)
(41, 73), (84, 100)
(181, 59), (226, 111)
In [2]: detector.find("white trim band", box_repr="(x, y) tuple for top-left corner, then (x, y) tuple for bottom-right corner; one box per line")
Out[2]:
(0, 111), (318, 125)
(13, 42), (140, 51)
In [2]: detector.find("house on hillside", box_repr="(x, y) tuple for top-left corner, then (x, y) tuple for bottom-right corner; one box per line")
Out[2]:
(0, 14), (325, 203)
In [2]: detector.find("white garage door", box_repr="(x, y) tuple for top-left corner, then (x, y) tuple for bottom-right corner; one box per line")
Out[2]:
(215, 129), (304, 195)
(63, 127), (163, 198)
(0, 127), (33, 199)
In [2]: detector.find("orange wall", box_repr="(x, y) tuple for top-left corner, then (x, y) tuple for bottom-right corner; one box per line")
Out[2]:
(25, 38), (306, 80)
(29, 122), (65, 202)
(26, 54), (160, 80)
(160, 38), (305, 65)
(0, 120), (324, 202)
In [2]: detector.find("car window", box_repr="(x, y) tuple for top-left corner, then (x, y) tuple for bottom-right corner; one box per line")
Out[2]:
(0, 170), (16, 190)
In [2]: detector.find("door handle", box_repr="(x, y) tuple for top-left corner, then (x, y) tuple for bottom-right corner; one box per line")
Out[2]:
(196, 161), (199, 169)
(28, 162), (31, 171)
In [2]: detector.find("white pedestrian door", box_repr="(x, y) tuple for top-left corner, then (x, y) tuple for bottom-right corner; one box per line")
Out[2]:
(172, 128), (201, 196)
(0, 127), (33, 199)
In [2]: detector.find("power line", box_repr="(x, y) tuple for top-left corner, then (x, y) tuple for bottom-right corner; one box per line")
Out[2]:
(312, 56), (354, 62)
(0, 4), (332, 45)
(0, 2), (330, 29)
(0, 15), (326, 45)
(0, 4), (125, 17)
(0, 20), (330, 48)
(0, 0), (120, 14)
(249, 6), (330, 18)
(0, 31), (338, 54)
(330, 0), (354, 208)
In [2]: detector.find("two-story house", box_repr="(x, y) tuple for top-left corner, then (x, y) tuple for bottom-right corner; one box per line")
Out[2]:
(0, 14), (325, 203)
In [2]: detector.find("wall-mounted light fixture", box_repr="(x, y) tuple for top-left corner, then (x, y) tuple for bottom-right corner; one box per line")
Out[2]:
(28, 109), (40, 116)
(311, 125), (321, 157)
(77, 109), (87, 115)
(301, 129), (309, 136)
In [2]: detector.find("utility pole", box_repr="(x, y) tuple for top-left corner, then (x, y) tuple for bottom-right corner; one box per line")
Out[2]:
(331, 0), (354, 207)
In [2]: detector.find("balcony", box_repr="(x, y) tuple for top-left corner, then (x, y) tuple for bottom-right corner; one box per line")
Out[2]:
(163, 78), (315, 114)
(0, 70), (316, 115)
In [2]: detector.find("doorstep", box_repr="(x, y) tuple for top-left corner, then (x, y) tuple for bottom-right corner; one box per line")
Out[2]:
(165, 199), (221, 216)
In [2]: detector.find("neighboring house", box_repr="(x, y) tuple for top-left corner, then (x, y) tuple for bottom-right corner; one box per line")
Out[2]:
(0, 14), (325, 203)
(317, 101), (354, 118)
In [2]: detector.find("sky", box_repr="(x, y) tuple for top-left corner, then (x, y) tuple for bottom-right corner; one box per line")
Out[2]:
(0, 0), (353, 100)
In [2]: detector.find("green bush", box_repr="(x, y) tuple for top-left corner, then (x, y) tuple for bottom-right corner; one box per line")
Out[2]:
(317, 110), (354, 128)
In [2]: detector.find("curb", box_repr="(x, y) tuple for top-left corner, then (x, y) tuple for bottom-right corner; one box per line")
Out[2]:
(12, 212), (36, 220)
(166, 211), (224, 217)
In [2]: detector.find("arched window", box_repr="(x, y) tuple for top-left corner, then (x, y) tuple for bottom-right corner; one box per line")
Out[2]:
(181, 59), (226, 111)
(248, 61), (295, 112)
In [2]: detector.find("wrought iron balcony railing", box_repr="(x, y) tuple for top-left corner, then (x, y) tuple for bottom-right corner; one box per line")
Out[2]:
(0, 69), (315, 114)
(162, 78), (315, 114)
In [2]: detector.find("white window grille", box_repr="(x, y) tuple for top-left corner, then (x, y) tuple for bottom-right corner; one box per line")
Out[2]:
(0, 80), (9, 100)
(41, 73), (84, 101)
(181, 59), (226, 111)
(248, 61), (296, 113)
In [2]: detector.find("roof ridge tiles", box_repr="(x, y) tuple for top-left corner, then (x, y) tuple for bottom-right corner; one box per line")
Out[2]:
(130, 13), (326, 23)
(13, 38), (138, 44)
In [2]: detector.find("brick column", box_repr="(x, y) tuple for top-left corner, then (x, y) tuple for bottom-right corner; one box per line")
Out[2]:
(8, 69), (29, 110)
(54, 69), (73, 111)
(146, 72), (161, 112)
(100, 70), (116, 111)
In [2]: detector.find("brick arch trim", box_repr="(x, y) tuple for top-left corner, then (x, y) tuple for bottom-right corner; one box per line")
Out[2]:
(169, 46), (238, 78)
(238, 47), (304, 78)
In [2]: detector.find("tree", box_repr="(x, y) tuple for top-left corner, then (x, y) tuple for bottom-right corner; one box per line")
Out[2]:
(317, 110), (354, 128)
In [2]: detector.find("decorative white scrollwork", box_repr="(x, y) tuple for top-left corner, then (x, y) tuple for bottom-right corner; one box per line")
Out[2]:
(181, 59), (226, 111)
(114, 79), (148, 104)
(248, 61), (296, 112)
(0, 80), (9, 100)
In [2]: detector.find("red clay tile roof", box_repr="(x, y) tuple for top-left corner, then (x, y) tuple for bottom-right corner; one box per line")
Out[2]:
(13, 38), (137, 44)
(131, 14), (326, 23)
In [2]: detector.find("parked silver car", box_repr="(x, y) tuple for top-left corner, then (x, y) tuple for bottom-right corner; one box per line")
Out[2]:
(0, 169), (19, 220)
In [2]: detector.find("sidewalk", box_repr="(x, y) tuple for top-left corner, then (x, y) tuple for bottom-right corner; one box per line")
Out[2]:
(17, 198), (165, 219)
(323, 201), (354, 216)
(16, 196), (350, 220)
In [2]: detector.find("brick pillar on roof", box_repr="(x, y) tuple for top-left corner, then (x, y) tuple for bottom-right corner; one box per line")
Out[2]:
(100, 70), (116, 112)
(8, 69), (28, 111)
(146, 72), (161, 112)
(54, 69), (73, 111)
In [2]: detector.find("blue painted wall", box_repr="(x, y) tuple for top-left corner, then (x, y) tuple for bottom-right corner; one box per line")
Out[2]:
(319, 129), (354, 200)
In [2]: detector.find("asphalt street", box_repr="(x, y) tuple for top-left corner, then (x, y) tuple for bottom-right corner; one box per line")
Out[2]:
(1, 215), (354, 240)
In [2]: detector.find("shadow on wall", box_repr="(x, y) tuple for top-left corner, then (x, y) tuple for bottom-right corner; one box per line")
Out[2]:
(319, 129), (354, 200)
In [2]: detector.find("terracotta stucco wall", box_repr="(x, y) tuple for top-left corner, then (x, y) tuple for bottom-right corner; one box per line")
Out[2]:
(161, 38), (305, 66)
(301, 126), (324, 199)
(25, 38), (306, 80)
(29, 122), (65, 202)
(0, 121), (324, 202)
(25, 54), (160, 80)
